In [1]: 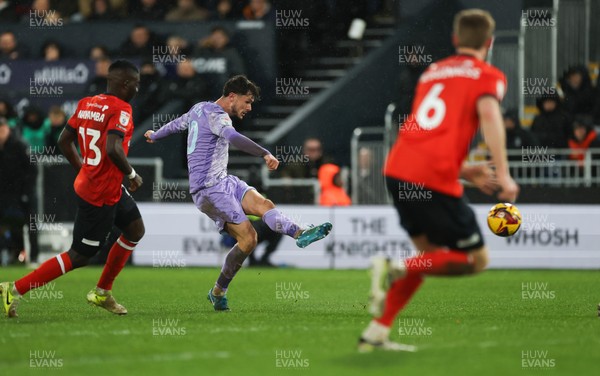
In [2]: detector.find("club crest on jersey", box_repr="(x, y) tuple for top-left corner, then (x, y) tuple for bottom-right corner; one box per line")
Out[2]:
(119, 111), (130, 127)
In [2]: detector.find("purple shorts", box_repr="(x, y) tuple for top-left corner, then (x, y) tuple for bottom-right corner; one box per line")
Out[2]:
(192, 175), (255, 233)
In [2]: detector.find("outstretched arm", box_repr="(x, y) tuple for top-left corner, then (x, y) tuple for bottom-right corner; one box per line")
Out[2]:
(145, 114), (189, 143)
(222, 126), (270, 157)
(222, 127), (279, 170)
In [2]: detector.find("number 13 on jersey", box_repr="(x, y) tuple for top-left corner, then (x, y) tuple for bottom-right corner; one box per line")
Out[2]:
(79, 127), (102, 166)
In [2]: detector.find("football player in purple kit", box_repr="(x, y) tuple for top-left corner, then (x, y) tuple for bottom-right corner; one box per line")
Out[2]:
(145, 75), (332, 311)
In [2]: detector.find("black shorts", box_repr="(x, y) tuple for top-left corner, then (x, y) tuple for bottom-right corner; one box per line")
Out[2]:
(386, 177), (484, 252)
(71, 186), (142, 257)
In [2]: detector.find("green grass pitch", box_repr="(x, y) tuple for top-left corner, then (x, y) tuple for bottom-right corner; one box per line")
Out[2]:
(1, 267), (598, 376)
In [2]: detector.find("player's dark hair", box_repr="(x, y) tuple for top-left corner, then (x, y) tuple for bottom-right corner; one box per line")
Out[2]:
(453, 9), (495, 49)
(222, 75), (261, 100)
(109, 60), (139, 74)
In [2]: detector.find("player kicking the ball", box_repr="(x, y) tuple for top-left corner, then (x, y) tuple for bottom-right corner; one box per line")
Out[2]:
(145, 75), (332, 311)
(1, 60), (145, 318)
(358, 9), (519, 351)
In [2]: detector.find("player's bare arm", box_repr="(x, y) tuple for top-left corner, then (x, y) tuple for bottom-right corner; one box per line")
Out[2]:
(106, 133), (142, 191)
(477, 96), (519, 202)
(57, 127), (82, 171)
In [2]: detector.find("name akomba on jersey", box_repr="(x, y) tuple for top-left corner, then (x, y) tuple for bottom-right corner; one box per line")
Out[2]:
(77, 109), (105, 122)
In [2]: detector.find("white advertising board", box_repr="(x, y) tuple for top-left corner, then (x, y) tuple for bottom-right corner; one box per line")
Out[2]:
(132, 204), (600, 269)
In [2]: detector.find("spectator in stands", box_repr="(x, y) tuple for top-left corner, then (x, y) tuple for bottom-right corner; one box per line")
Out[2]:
(165, 60), (210, 109)
(20, 106), (50, 151)
(0, 99), (19, 129)
(531, 93), (571, 148)
(281, 137), (328, 179)
(87, 0), (120, 21)
(243, 0), (274, 21)
(0, 0), (19, 23)
(0, 116), (37, 264)
(503, 109), (538, 159)
(165, 0), (209, 22)
(118, 24), (157, 58)
(130, 0), (166, 20)
(318, 163), (351, 206)
(53, 1), (79, 20)
(195, 26), (246, 91)
(212, 0), (236, 20)
(89, 44), (110, 60)
(25, 0), (64, 27)
(560, 65), (595, 116)
(0, 31), (28, 60)
(86, 56), (111, 95)
(592, 74), (600, 126)
(356, 147), (379, 204)
(41, 40), (64, 61)
(160, 35), (192, 78)
(76, 0), (127, 20)
(568, 115), (599, 167)
(46, 106), (66, 154)
(168, 34), (192, 57)
(26, 0), (50, 19)
(134, 61), (168, 121)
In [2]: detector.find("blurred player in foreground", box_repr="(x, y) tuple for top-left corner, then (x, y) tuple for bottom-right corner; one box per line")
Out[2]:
(358, 9), (519, 351)
(145, 75), (332, 311)
(1, 60), (145, 317)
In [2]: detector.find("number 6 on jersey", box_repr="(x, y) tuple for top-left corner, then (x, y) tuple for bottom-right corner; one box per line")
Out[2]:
(415, 83), (446, 130)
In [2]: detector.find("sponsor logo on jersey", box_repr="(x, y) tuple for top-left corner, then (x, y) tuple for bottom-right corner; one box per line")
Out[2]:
(85, 102), (109, 112)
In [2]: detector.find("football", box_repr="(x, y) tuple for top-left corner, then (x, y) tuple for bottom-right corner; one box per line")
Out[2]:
(487, 203), (522, 237)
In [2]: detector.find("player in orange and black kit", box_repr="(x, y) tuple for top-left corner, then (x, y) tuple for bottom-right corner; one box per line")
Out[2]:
(358, 9), (520, 351)
(1, 60), (144, 318)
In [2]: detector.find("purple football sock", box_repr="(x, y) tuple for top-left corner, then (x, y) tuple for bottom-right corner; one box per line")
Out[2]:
(262, 208), (301, 238)
(215, 244), (248, 292)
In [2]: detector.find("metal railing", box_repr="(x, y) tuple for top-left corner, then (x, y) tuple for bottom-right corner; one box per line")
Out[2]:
(260, 165), (320, 205)
(471, 148), (600, 187)
(557, 0), (591, 75)
(351, 127), (389, 205)
(492, 0), (592, 121)
(36, 157), (163, 214)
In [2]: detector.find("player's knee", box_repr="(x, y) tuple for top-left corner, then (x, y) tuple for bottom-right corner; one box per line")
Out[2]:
(122, 219), (145, 243)
(128, 225), (145, 243)
(239, 230), (258, 253)
(67, 249), (90, 269)
(262, 198), (275, 212)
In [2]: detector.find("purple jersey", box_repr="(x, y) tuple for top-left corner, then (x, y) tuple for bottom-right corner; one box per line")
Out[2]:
(150, 102), (233, 193)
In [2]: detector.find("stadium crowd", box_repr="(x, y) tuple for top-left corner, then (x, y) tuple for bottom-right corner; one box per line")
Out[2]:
(2, 1), (600, 264)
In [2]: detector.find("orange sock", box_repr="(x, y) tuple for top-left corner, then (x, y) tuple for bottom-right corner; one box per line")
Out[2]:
(97, 236), (136, 291)
(14, 252), (72, 295)
(376, 250), (474, 327)
(376, 274), (423, 326)
(405, 249), (473, 276)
